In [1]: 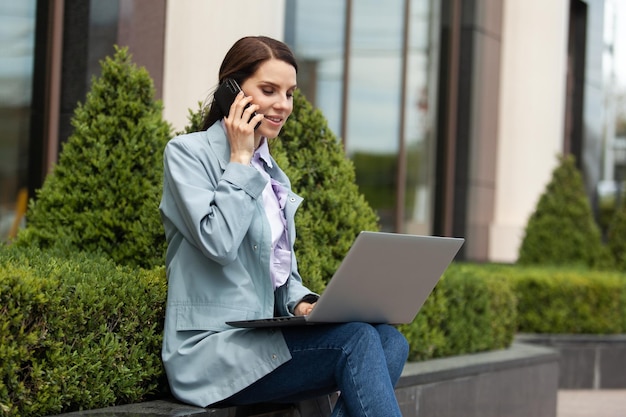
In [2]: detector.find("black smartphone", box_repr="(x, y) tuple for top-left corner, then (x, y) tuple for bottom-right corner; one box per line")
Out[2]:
(214, 78), (261, 129)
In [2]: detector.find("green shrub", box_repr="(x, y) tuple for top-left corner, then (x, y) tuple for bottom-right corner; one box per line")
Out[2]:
(503, 265), (626, 333)
(398, 281), (448, 361)
(607, 197), (626, 271)
(517, 154), (612, 269)
(176, 101), (206, 135)
(437, 264), (517, 356)
(16, 46), (171, 270)
(11, 246), (622, 415)
(0, 244), (166, 417)
(398, 263), (517, 361)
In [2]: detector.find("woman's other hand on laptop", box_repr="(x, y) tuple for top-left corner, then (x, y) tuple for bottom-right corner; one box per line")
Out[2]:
(294, 301), (317, 316)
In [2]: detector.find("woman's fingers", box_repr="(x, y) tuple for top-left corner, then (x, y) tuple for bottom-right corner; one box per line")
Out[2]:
(224, 93), (260, 164)
(230, 94), (258, 122)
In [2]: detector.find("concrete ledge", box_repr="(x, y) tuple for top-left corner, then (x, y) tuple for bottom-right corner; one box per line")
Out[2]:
(398, 341), (559, 387)
(49, 397), (328, 417)
(516, 333), (626, 389)
(50, 342), (559, 417)
(396, 342), (559, 417)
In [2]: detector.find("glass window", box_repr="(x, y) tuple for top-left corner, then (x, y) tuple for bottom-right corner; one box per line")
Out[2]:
(0, 0), (36, 242)
(403, 0), (440, 235)
(348, 0), (404, 231)
(285, 0), (440, 233)
(286, 0), (346, 136)
(88, 0), (119, 84)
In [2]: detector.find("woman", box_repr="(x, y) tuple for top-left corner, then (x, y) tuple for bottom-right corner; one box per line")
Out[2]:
(159, 36), (408, 417)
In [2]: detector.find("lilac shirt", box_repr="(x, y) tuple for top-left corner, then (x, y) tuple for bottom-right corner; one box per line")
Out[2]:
(250, 139), (292, 289)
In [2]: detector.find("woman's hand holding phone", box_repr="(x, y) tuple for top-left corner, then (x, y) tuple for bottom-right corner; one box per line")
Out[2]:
(223, 91), (264, 165)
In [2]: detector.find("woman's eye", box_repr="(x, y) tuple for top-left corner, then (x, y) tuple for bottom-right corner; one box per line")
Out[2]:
(262, 89), (273, 95)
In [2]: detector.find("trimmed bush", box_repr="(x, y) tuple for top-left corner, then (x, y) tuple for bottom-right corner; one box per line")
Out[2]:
(0, 244), (166, 417)
(399, 263), (518, 361)
(0, 243), (518, 416)
(398, 281), (448, 361)
(16, 46), (172, 270)
(11, 246), (621, 414)
(511, 266), (626, 334)
(517, 154), (612, 269)
(437, 265), (517, 356)
(176, 101), (206, 135)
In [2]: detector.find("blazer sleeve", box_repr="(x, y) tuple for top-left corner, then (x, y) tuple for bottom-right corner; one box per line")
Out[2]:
(160, 134), (267, 265)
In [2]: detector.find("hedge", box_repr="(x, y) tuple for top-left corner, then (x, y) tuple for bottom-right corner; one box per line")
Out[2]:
(511, 267), (626, 334)
(5, 245), (626, 415)
(399, 263), (518, 361)
(0, 245), (166, 417)
(1, 244), (516, 416)
(470, 263), (626, 334)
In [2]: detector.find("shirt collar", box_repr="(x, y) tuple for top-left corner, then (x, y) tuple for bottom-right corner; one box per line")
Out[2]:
(254, 138), (273, 169)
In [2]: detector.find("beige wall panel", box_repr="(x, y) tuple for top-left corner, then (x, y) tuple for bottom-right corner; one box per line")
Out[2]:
(490, 0), (569, 262)
(465, 29), (501, 262)
(118, 0), (167, 99)
(162, 0), (286, 131)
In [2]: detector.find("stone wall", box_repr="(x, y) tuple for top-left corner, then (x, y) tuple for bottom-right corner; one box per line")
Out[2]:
(516, 334), (626, 389)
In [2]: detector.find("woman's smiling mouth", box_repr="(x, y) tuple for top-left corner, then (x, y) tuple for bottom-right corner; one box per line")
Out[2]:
(264, 115), (283, 125)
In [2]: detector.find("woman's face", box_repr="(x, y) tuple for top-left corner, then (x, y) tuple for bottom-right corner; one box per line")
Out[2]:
(240, 58), (297, 140)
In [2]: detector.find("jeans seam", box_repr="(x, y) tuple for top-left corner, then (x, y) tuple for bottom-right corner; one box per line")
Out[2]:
(345, 348), (370, 417)
(290, 345), (371, 417)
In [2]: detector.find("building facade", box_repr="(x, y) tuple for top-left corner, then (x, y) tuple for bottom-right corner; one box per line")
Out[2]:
(0, 0), (617, 263)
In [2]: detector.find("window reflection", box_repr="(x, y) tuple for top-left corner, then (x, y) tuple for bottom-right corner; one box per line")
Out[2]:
(287, 0), (346, 136)
(0, 0), (36, 241)
(348, 0), (404, 231)
(285, 0), (440, 234)
(403, 0), (440, 235)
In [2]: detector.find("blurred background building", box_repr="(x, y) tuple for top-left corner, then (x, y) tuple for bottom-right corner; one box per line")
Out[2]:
(0, 0), (623, 263)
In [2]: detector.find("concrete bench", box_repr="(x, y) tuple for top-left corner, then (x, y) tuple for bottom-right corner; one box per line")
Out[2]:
(52, 393), (336, 416)
(50, 342), (559, 417)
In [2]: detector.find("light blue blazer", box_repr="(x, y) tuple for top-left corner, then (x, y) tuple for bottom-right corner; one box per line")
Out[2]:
(159, 123), (314, 407)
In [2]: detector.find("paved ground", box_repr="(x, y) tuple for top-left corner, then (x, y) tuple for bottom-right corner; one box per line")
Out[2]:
(557, 390), (626, 417)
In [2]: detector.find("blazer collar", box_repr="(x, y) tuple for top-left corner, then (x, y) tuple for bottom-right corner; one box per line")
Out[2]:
(205, 121), (292, 190)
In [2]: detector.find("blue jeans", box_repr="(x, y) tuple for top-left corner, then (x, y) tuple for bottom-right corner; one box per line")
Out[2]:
(223, 322), (409, 417)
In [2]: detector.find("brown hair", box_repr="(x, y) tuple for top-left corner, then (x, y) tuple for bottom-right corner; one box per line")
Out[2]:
(201, 36), (298, 131)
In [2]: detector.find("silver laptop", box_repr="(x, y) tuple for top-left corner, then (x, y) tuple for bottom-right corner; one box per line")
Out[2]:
(226, 231), (464, 328)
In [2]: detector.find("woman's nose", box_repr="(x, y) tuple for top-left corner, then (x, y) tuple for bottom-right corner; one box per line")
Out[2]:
(274, 95), (291, 110)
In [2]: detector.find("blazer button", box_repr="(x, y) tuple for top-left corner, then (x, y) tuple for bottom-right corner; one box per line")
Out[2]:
(253, 245), (258, 251)
(272, 354), (277, 360)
